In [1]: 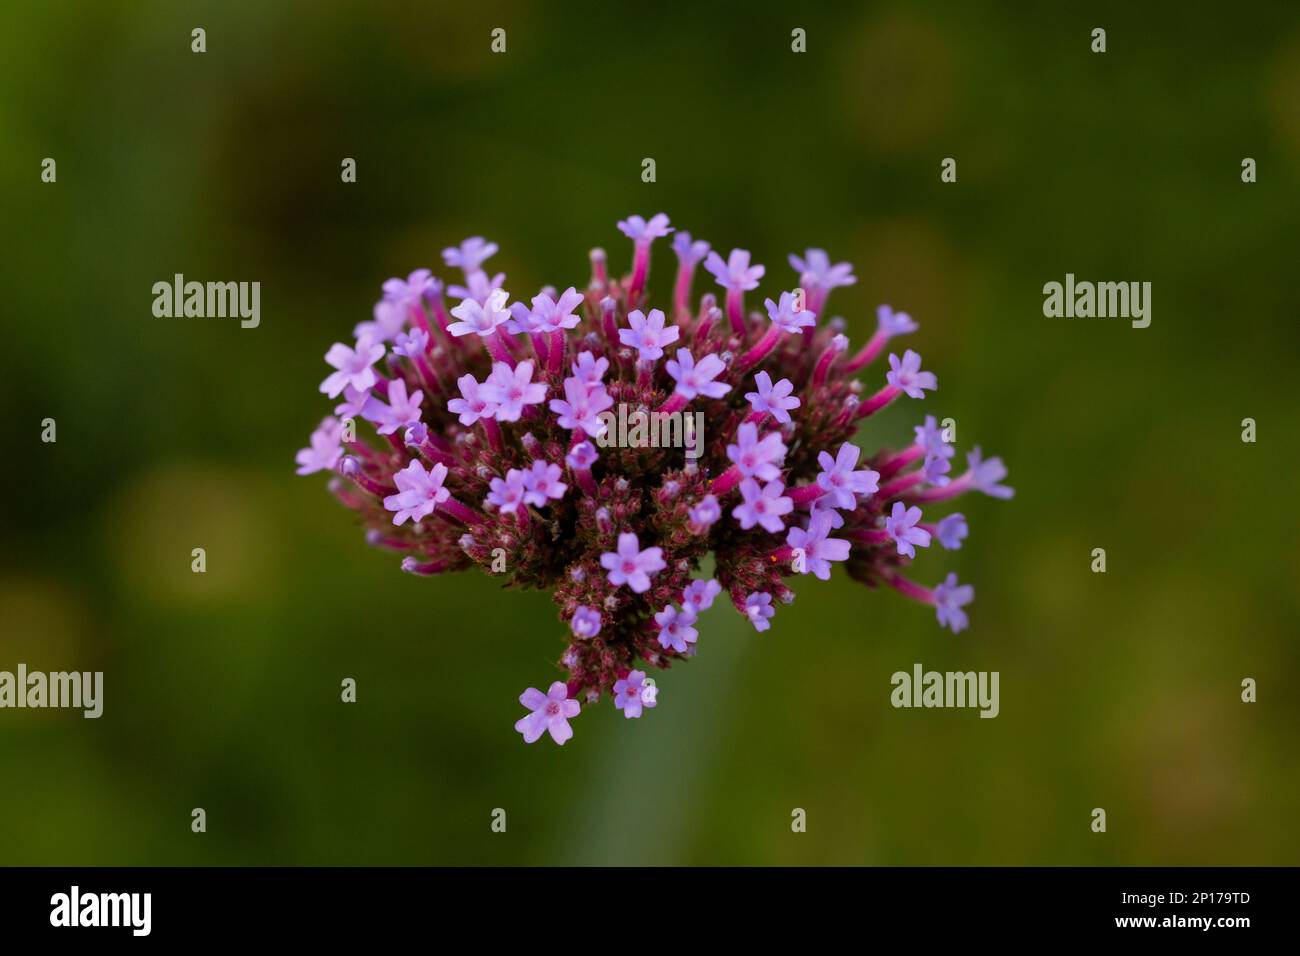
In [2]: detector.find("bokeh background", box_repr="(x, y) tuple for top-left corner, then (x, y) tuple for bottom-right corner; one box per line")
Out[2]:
(2, 0), (1298, 865)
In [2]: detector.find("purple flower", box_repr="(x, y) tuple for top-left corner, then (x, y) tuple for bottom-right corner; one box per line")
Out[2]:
(570, 605), (602, 639)
(745, 371), (801, 424)
(613, 669), (657, 719)
(703, 248), (765, 291)
(566, 440), (599, 470)
(355, 298), (407, 342)
(884, 501), (932, 558)
(619, 308), (680, 361)
(521, 460), (567, 507)
(600, 532), (667, 594)
(486, 468), (529, 514)
(334, 385), (370, 420)
(886, 349), (937, 399)
(392, 328), (429, 359)
(448, 270), (506, 304)
(786, 511), (851, 580)
(932, 573), (974, 634)
(815, 442), (880, 509)
(654, 604), (698, 653)
(361, 378), (424, 436)
(481, 360), (548, 423)
(512, 287), (585, 334)
(571, 351), (609, 389)
(764, 291), (817, 334)
(967, 447), (1015, 499)
(617, 213), (673, 243)
(745, 591), (775, 632)
(732, 479), (794, 533)
(688, 494), (721, 530)
(789, 249), (856, 291)
(550, 377), (614, 436)
(810, 496), (846, 529)
(383, 460), (450, 525)
(683, 579), (722, 614)
(442, 237), (498, 274)
(935, 513), (968, 550)
(320, 336), (385, 398)
(295, 416), (344, 475)
(672, 231), (711, 266)
(876, 304), (918, 338)
(447, 289), (511, 338)
(923, 454), (951, 486)
(915, 415), (954, 459)
(447, 373), (498, 426)
(515, 682), (580, 745)
(726, 422), (787, 482)
(382, 269), (437, 305)
(665, 349), (731, 400)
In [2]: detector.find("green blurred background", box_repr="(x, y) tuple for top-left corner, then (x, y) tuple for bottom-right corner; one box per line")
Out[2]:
(2, 0), (1298, 865)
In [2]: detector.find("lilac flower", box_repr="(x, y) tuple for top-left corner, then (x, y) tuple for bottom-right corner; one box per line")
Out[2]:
(654, 604), (698, 653)
(570, 606), (602, 639)
(320, 336), (385, 398)
(566, 440), (599, 471)
(886, 349), (937, 399)
(521, 461), (567, 507)
(613, 669), (657, 719)
(550, 377), (614, 437)
(448, 270), (506, 304)
(383, 460), (450, 525)
(334, 385), (370, 420)
(745, 592), (775, 632)
(512, 287), (584, 334)
(481, 360), (548, 422)
(515, 682), (580, 745)
(486, 468), (529, 514)
(932, 573), (974, 634)
(732, 479), (794, 533)
(764, 291), (817, 334)
(355, 298), (407, 342)
(966, 447), (1015, 499)
(810, 496), (846, 529)
(362, 378), (424, 436)
(672, 231), (711, 266)
(745, 371), (801, 424)
(447, 373), (498, 426)
(617, 213), (673, 243)
(789, 249), (856, 291)
(704, 248), (765, 291)
(295, 417), (344, 475)
(619, 308), (680, 361)
(393, 328), (429, 359)
(600, 532), (667, 593)
(935, 513), (968, 550)
(877, 304), (918, 338)
(682, 579), (722, 614)
(915, 414), (954, 459)
(442, 237), (498, 274)
(884, 502), (932, 558)
(447, 289), (511, 338)
(382, 269), (437, 305)
(923, 454), (951, 486)
(688, 494), (721, 530)
(726, 422), (787, 481)
(786, 511), (851, 580)
(665, 349), (731, 400)
(571, 351), (609, 389)
(815, 442), (880, 509)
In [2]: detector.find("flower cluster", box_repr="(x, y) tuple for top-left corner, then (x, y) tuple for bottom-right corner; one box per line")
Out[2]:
(297, 214), (1012, 745)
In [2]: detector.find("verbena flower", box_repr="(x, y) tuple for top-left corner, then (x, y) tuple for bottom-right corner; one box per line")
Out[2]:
(298, 216), (1012, 745)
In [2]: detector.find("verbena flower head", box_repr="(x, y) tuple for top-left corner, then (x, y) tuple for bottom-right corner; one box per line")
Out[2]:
(298, 213), (1012, 745)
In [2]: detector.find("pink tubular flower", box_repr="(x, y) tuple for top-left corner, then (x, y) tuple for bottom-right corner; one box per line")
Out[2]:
(299, 213), (1011, 743)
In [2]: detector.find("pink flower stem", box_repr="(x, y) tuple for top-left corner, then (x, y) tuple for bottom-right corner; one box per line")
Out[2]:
(694, 306), (717, 346)
(673, 264), (695, 322)
(574, 466), (597, 497)
(787, 484), (826, 507)
(487, 329), (515, 367)
(530, 332), (550, 368)
(628, 242), (650, 303)
(878, 444), (923, 479)
(589, 248), (608, 289)
(711, 463), (742, 495)
(735, 325), (782, 372)
(402, 558), (450, 576)
(905, 472), (973, 504)
(414, 354), (441, 395)
(656, 392), (688, 416)
(345, 468), (395, 498)
(409, 304), (433, 338)
(438, 496), (485, 526)
(743, 409), (768, 427)
(768, 545), (796, 564)
(855, 384), (900, 419)
(637, 360), (653, 389)
(481, 417), (504, 453)
(845, 330), (888, 374)
(811, 340), (843, 387)
(602, 302), (620, 349)
(851, 529), (891, 545)
(877, 471), (925, 500)
(886, 572), (934, 605)
(547, 330), (565, 376)
(725, 289), (746, 335)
